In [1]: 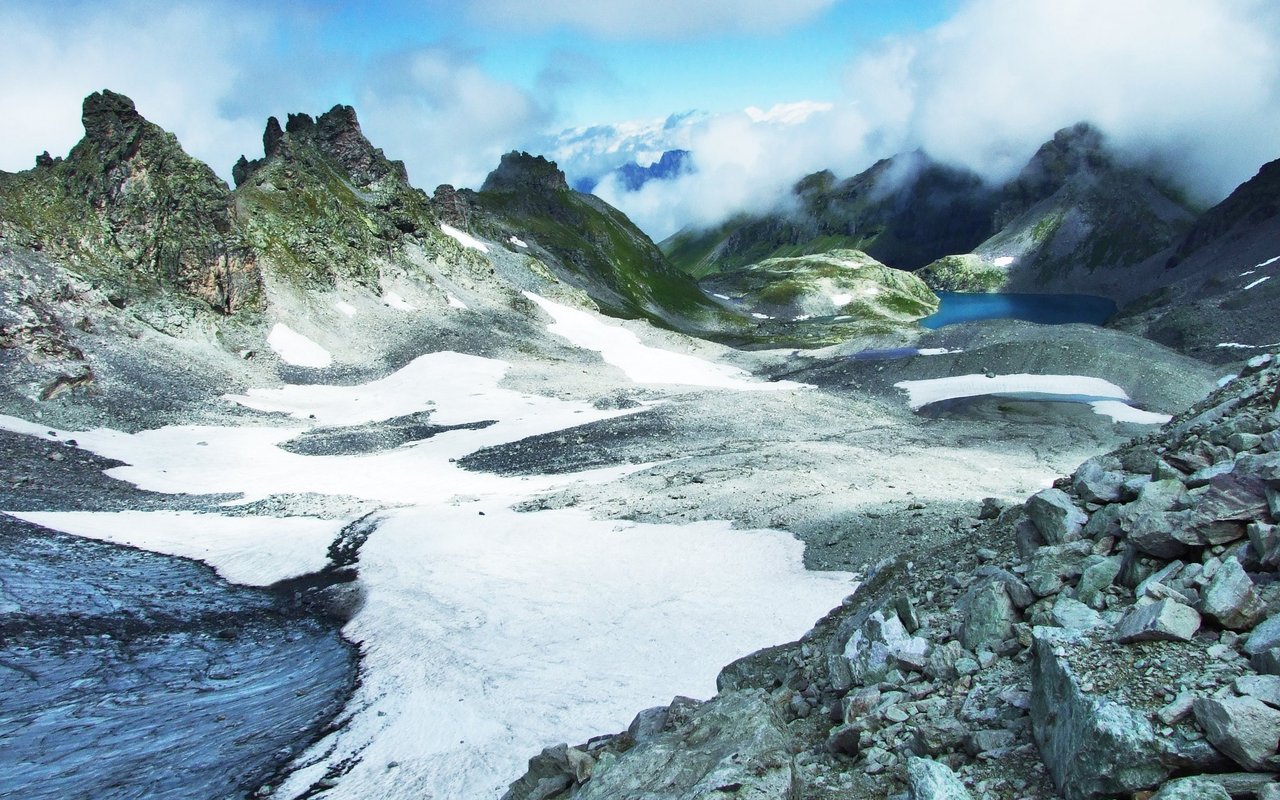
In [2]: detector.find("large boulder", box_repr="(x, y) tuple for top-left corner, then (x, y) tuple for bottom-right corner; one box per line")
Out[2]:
(1200, 558), (1266, 631)
(1031, 628), (1171, 799)
(960, 580), (1017, 650)
(1115, 600), (1201, 643)
(1192, 696), (1280, 770)
(836, 609), (930, 687)
(905, 757), (974, 800)
(1026, 489), (1088, 544)
(1150, 776), (1231, 800)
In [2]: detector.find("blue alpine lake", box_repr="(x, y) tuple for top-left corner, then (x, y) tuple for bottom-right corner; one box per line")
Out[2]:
(920, 292), (1117, 329)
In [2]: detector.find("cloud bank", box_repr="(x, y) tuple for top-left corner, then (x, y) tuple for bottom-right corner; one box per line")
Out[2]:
(586, 0), (1280, 238)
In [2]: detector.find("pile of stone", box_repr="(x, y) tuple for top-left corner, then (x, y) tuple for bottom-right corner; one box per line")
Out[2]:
(503, 354), (1280, 800)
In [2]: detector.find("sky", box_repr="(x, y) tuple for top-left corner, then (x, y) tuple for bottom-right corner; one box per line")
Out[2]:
(2, 0), (1279, 239)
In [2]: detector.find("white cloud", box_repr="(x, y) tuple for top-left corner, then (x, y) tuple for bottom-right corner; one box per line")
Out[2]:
(843, 0), (1280, 201)
(465, 0), (836, 39)
(0, 1), (265, 181)
(356, 47), (550, 191)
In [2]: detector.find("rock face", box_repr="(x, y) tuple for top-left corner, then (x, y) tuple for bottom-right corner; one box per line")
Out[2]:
(0, 90), (260, 312)
(502, 353), (1280, 800)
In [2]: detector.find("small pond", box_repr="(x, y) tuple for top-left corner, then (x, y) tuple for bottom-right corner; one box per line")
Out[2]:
(920, 292), (1117, 329)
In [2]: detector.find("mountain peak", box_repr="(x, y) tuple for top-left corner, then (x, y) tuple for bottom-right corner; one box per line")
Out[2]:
(481, 152), (569, 194)
(234, 103), (408, 189)
(80, 89), (144, 143)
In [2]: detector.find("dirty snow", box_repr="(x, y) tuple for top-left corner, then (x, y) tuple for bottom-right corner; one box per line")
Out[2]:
(4, 510), (339, 586)
(267, 323), (333, 368)
(523, 292), (805, 391)
(447, 294), (469, 310)
(440, 223), (490, 253)
(1086, 401), (1172, 425)
(916, 348), (963, 356)
(830, 293), (853, 307)
(752, 312), (771, 320)
(383, 292), (414, 311)
(335, 301), (357, 318)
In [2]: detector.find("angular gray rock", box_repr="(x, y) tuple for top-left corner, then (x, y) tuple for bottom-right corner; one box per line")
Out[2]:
(1150, 776), (1231, 800)
(1032, 628), (1171, 800)
(838, 609), (930, 685)
(960, 580), (1016, 650)
(571, 690), (799, 800)
(1256, 648), (1280, 676)
(1076, 557), (1121, 609)
(1027, 488), (1088, 544)
(1072, 459), (1128, 504)
(1201, 558), (1265, 630)
(1250, 522), (1280, 567)
(1051, 596), (1106, 631)
(1234, 674), (1280, 708)
(1026, 541), (1093, 597)
(1193, 696), (1280, 770)
(1115, 599), (1201, 643)
(906, 756), (974, 800)
(1245, 615), (1280, 656)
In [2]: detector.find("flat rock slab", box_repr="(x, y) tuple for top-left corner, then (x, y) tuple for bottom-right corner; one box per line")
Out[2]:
(1193, 696), (1280, 770)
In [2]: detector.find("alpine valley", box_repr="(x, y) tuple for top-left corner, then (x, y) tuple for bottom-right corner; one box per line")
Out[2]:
(2, 89), (1280, 800)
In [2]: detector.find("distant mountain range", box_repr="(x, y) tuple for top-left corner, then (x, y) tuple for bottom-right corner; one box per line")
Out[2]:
(571, 149), (692, 194)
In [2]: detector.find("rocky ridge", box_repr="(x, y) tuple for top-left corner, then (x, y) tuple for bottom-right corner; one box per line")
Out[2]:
(503, 353), (1280, 800)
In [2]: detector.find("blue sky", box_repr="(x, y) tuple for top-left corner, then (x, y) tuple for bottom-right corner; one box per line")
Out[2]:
(2, 1), (1278, 237)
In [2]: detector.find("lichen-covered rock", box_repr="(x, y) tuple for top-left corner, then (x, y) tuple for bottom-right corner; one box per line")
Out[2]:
(905, 756), (974, 800)
(1026, 541), (1093, 597)
(960, 580), (1017, 650)
(839, 609), (930, 685)
(1115, 599), (1200, 643)
(1200, 558), (1265, 631)
(1026, 488), (1088, 544)
(1150, 776), (1231, 800)
(1245, 615), (1280, 657)
(1031, 628), (1171, 799)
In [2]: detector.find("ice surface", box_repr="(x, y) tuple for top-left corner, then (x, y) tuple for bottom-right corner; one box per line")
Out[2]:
(524, 292), (805, 391)
(4, 510), (340, 586)
(267, 323), (332, 368)
(440, 223), (490, 253)
(895, 373), (1166, 424)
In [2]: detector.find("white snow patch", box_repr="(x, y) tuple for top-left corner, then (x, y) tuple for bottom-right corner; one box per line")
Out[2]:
(916, 348), (963, 356)
(834, 315), (853, 321)
(276, 505), (855, 799)
(383, 292), (414, 311)
(447, 294), (469, 310)
(861, 286), (880, 297)
(1216, 373), (1239, 387)
(992, 256), (1015, 267)
(1240, 270), (1256, 277)
(1243, 276), (1271, 290)
(523, 292), (805, 391)
(713, 293), (731, 300)
(508, 235), (528, 248)
(1254, 255), (1280, 269)
(1216, 341), (1280, 350)
(830, 293), (854, 307)
(440, 223), (489, 253)
(334, 301), (357, 318)
(794, 314), (813, 321)
(267, 323), (332, 368)
(894, 373), (1166, 424)
(1087, 401), (1172, 425)
(4, 510), (339, 586)
(751, 312), (771, 320)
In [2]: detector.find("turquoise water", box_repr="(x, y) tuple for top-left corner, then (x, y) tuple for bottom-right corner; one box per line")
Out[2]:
(921, 292), (1116, 329)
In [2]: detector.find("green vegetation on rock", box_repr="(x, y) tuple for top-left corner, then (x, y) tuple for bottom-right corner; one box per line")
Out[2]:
(0, 90), (260, 313)
(917, 254), (1008, 293)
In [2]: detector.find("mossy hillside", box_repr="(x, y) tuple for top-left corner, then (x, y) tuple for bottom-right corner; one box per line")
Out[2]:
(0, 90), (260, 313)
(916, 254), (1008, 293)
(700, 249), (939, 328)
(232, 107), (440, 290)
(474, 152), (741, 331)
